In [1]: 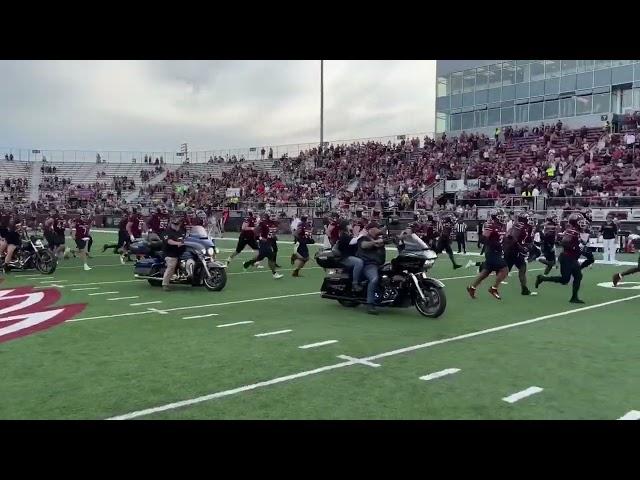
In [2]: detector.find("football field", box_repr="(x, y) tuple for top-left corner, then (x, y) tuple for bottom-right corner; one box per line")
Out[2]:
(1, 231), (638, 420)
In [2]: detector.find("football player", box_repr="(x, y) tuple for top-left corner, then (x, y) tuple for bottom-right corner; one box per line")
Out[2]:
(242, 212), (283, 279)
(103, 211), (132, 261)
(70, 208), (92, 271)
(227, 209), (259, 265)
(502, 211), (533, 295)
(467, 208), (508, 300)
(44, 206), (68, 260)
(434, 214), (462, 270)
(535, 213), (586, 304)
(539, 214), (559, 275)
(148, 204), (171, 242)
(268, 212), (282, 268)
(326, 212), (341, 247)
(291, 214), (315, 277)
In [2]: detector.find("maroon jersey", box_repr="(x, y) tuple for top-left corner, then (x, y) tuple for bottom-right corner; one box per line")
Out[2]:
(52, 215), (67, 235)
(295, 222), (313, 241)
(328, 220), (340, 245)
(257, 220), (271, 241)
(74, 219), (90, 240)
(424, 220), (438, 241)
(148, 213), (170, 233)
(483, 220), (506, 254)
(268, 219), (279, 241)
(504, 221), (528, 254)
(128, 214), (144, 238)
(560, 227), (581, 257)
(240, 215), (257, 239)
(439, 219), (454, 238)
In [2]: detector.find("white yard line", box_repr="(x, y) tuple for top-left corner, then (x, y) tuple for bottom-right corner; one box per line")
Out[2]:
(298, 340), (338, 350)
(182, 313), (220, 319)
(217, 321), (253, 328)
(502, 386), (544, 404)
(107, 293), (640, 420)
(130, 301), (162, 307)
(88, 291), (119, 296)
(254, 329), (292, 337)
(39, 279), (68, 283)
(618, 410), (640, 420)
(107, 296), (140, 301)
(71, 287), (101, 291)
(420, 368), (460, 382)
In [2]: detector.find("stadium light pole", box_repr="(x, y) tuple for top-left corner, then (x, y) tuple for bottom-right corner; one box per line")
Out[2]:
(320, 59), (324, 156)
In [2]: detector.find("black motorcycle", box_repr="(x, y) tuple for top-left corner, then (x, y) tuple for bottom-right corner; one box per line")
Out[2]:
(5, 232), (57, 275)
(132, 226), (227, 291)
(315, 244), (447, 318)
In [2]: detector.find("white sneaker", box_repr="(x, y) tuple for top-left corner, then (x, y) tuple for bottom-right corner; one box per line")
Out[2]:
(273, 272), (283, 279)
(120, 255), (126, 265)
(257, 264), (265, 269)
(84, 264), (92, 271)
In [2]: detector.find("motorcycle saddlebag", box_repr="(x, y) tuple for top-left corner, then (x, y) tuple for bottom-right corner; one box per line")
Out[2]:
(314, 249), (344, 269)
(134, 258), (159, 276)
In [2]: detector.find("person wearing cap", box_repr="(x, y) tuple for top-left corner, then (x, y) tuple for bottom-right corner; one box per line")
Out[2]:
(162, 218), (185, 291)
(356, 221), (387, 315)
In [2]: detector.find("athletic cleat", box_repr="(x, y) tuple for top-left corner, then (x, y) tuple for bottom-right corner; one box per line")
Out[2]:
(273, 272), (283, 279)
(275, 264), (282, 268)
(612, 273), (622, 287)
(453, 264), (462, 270)
(535, 275), (543, 289)
(102, 244), (108, 253)
(257, 264), (265, 269)
(120, 254), (126, 265)
(466, 286), (476, 299)
(83, 264), (92, 271)
(291, 270), (301, 277)
(569, 298), (585, 304)
(488, 287), (501, 300)
(521, 287), (531, 296)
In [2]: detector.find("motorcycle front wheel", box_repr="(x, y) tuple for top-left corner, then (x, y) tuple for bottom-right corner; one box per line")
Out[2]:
(35, 251), (57, 274)
(203, 267), (227, 291)
(415, 286), (447, 318)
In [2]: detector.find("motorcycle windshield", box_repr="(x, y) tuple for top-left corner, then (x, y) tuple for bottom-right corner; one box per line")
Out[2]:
(188, 226), (208, 238)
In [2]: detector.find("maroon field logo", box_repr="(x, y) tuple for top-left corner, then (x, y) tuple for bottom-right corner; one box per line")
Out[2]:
(0, 286), (86, 344)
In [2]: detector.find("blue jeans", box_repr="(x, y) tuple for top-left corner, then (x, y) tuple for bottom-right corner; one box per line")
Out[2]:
(341, 256), (364, 285)
(362, 263), (379, 305)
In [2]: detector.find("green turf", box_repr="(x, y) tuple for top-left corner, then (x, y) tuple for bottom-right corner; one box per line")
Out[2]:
(0, 231), (638, 419)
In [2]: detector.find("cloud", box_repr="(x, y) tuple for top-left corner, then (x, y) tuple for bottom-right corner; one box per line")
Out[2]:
(0, 60), (435, 155)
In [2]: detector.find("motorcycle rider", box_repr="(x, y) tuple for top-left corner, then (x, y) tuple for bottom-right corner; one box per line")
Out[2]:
(162, 218), (185, 292)
(1, 216), (23, 272)
(335, 219), (364, 292)
(356, 221), (387, 315)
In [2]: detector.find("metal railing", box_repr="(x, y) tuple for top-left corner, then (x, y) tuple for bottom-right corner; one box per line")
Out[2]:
(0, 131), (435, 165)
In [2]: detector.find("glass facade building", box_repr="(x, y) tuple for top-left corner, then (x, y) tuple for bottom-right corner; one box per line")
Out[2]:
(436, 60), (640, 133)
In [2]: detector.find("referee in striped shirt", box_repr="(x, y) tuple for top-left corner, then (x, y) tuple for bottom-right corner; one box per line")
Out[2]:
(455, 218), (467, 254)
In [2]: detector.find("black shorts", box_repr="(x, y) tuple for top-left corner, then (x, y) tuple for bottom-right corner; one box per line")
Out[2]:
(542, 244), (556, 263)
(75, 238), (88, 250)
(45, 231), (66, 247)
(483, 251), (507, 273)
(4, 231), (21, 247)
(505, 250), (526, 271)
(296, 242), (310, 259)
(256, 239), (274, 261)
(236, 235), (258, 253)
(435, 237), (452, 254)
(117, 230), (129, 249)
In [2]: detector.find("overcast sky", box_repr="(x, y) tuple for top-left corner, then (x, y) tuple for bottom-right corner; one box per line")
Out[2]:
(0, 60), (436, 153)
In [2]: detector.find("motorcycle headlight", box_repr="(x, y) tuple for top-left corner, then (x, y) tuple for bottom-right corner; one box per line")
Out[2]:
(207, 247), (215, 256)
(201, 248), (207, 254)
(327, 268), (338, 275)
(424, 259), (436, 270)
(35, 240), (43, 247)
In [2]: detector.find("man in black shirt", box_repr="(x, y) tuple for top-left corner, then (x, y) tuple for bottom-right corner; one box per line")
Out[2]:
(455, 218), (467, 254)
(356, 222), (386, 315)
(162, 219), (185, 292)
